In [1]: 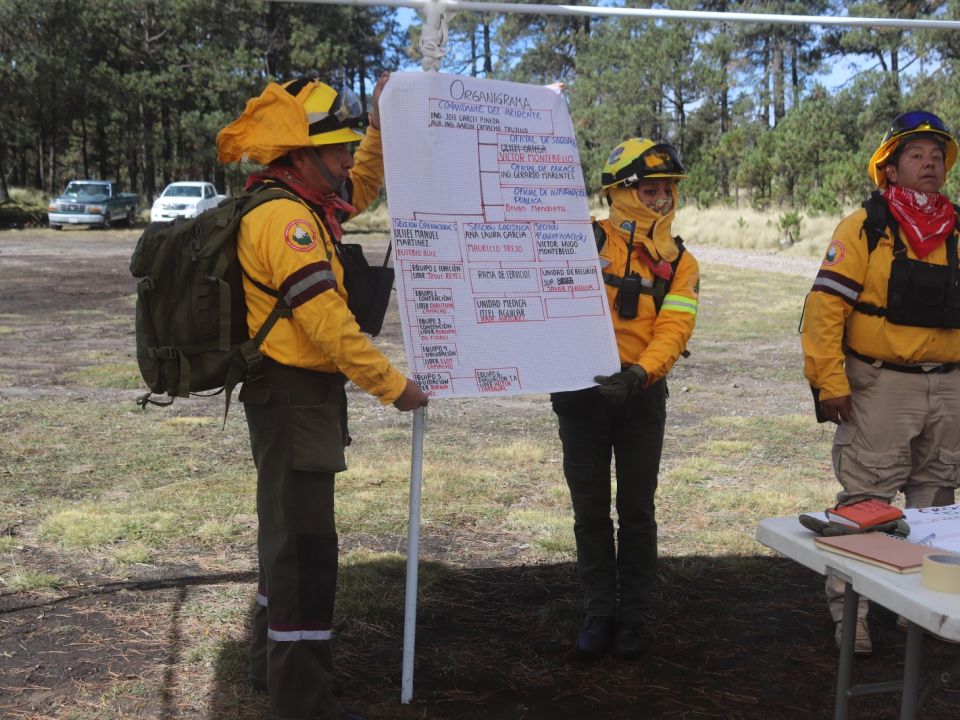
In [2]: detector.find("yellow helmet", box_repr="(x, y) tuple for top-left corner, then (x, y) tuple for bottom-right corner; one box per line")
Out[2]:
(216, 79), (365, 165)
(600, 138), (686, 192)
(868, 110), (958, 188)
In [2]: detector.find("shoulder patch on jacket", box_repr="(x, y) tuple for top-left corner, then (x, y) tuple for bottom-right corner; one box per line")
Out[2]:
(823, 240), (845, 266)
(284, 219), (318, 252)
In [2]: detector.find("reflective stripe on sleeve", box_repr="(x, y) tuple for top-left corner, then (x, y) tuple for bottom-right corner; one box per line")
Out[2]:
(267, 628), (333, 642)
(256, 589), (268, 607)
(810, 269), (861, 303)
(279, 261), (338, 308)
(661, 294), (698, 315)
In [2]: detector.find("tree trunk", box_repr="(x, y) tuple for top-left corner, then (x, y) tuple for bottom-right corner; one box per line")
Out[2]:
(891, 47), (900, 93)
(161, 105), (173, 188)
(790, 40), (800, 109)
(772, 37), (785, 125)
(81, 116), (89, 180)
(483, 19), (492, 75)
(760, 38), (770, 125)
(358, 55), (368, 121)
(470, 25), (477, 76)
(96, 111), (109, 181)
(36, 132), (44, 192)
(141, 101), (156, 202)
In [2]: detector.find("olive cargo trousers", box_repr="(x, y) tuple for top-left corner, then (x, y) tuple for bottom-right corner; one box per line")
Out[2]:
(552, 381), (666, 621)
(241, 359), (349, 720)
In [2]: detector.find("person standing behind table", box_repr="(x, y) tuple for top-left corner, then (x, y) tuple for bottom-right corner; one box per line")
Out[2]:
(802, 110), (960, 656)
(216, 73), (428, 720)
(551, 138), (700, 660)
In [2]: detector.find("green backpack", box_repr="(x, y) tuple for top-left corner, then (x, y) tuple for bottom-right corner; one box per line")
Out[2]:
(130, 186), (295, 410)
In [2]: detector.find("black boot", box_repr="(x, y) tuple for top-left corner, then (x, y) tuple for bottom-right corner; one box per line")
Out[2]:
(613, 620), (645, 660)
(576, 615), (615, 658)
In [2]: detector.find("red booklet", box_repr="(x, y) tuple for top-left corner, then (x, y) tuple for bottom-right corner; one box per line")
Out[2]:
(826, 498), (903, 530)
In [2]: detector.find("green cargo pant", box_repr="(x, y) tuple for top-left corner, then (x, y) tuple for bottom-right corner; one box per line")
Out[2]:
(240, 359), (349, 720)
(551, 380), (666, 621)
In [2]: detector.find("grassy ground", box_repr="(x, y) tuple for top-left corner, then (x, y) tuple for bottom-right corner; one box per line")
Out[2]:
(0, 223), (957, 719)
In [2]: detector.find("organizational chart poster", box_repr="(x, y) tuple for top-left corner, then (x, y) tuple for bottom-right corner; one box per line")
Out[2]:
(380, 72), (620, 398)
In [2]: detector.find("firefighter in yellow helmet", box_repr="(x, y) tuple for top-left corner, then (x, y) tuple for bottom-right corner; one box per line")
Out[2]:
(216, 74), (426, 720)
(802, 111), (960, 656)
(551, 138), (699, 660)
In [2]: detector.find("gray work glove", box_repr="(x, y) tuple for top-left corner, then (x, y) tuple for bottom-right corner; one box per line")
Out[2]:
(594, 365), (648, 405)
(799, 513), (910, 538)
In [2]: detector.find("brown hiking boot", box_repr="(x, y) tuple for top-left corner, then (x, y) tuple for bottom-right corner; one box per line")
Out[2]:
(835, 618), (872, 655)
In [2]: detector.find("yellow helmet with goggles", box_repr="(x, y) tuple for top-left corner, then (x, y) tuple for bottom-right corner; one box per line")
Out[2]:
(600, 138), (686, 193)
(217, 79), (365, 165)
(868, 110), (958, 188)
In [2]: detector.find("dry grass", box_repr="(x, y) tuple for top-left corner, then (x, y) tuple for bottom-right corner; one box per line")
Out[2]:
(0, 219), (892, 720)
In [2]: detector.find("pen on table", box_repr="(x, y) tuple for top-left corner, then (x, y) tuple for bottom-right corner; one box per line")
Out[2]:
(915, 532), (936, 545)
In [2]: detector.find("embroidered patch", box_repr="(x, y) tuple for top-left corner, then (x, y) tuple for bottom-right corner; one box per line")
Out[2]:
(284, 219), (318, 252)
(823, 240), (845, 266)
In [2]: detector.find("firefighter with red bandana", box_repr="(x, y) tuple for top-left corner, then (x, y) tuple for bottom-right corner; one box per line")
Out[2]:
(802, 111), (960, 655)
(216, 74), (427, 720)
(551, 138), (699, 660)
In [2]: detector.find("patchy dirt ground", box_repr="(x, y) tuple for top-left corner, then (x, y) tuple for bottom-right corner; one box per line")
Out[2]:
(1, 227), (959, 720)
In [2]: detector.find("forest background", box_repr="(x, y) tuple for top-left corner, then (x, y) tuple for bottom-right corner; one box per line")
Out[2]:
(4, 0), (960, 214)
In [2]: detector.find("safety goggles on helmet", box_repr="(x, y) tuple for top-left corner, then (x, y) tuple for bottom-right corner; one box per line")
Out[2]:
(620, 145), (685, 186)
(881, 111), (953, 146)
(601, 139), (686, 192)
(307, 86), (364, 135)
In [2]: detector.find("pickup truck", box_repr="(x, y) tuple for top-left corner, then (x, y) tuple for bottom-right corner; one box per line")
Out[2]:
(150, 181), (227, 223)
(48, 180), (139, 229)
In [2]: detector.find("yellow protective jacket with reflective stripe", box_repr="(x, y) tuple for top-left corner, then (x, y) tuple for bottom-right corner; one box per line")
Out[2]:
(802, 205), (960, 401)
(596, 218), (700, 385)
(237, 128), (407, 405)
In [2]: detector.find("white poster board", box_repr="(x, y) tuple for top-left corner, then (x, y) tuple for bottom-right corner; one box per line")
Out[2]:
(904, 504), (960, 553)
(380, 72), (620, 398)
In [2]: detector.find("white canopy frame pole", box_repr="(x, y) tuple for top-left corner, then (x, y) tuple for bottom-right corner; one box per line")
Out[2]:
(401, 405), (426, 703)
(279, 0), (960, 32)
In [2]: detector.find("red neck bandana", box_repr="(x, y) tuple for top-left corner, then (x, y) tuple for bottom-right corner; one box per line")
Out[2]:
(883, 184), (957, 259)
(633, 243), (674, 280)
(245, 163), (357, 241)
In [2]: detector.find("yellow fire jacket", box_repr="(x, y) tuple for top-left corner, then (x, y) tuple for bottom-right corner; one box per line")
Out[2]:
(237, 128), (407, 405)
(596, 218), (700, 384)
(802, 206), (960, 401)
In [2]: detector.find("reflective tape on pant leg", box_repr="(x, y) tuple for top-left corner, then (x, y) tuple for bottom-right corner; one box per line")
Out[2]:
(267, 627), (333, 641)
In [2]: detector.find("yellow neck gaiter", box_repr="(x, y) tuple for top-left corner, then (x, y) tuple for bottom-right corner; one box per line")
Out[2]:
(607, 184), (679, 263)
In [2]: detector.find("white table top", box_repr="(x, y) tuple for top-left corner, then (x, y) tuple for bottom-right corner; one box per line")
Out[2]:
(756, 516), (960, 641)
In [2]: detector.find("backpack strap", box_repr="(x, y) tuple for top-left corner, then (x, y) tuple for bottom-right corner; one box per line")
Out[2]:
(215, 186), (299, 424)
(861, 190), (895, 255)
(593, 220), (607, 253)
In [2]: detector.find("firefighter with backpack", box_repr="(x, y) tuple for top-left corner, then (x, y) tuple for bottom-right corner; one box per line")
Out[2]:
(550, 138), (699, 660)
(215, 73), (426, 720)
(802, 110), (960, 655)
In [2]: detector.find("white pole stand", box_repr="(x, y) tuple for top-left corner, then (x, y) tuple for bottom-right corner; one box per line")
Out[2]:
(401, 405), (427, 704)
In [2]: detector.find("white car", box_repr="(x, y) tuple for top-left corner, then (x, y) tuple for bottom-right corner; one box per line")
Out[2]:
(150, 181), (226, 223)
